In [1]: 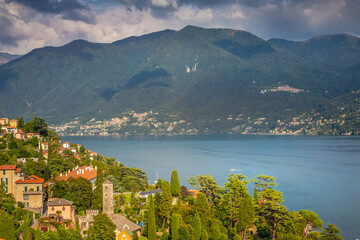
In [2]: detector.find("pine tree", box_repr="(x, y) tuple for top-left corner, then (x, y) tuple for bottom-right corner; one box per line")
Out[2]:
(321, 224), (343, 240)
(159, 181), (172, 229)
(171, 170), (181, 197)
(191, 212), (202, 240)
(148, 195), (157, 240)
(171, 213), (181, 240)
(200, 229), (209, 240)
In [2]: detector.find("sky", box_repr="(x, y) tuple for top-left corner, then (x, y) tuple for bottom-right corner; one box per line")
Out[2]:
(1, 0), (359, 54)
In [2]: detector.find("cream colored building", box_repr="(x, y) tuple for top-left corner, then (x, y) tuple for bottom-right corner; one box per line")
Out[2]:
(46, 198), (76, 229)
(0, 165), (22, 196)
(16, 175), (44, 211)
(0, 118), (9, 125)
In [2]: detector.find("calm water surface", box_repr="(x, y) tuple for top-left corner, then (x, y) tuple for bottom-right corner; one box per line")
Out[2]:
(63, 135), (360, 240)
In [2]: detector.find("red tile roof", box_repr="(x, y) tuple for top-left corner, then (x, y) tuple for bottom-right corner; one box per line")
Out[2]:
(56, 166), (97, 181)
(0, 165), (17, 170)
(16, 175), (44, 184)
(0, 165), (21, 173)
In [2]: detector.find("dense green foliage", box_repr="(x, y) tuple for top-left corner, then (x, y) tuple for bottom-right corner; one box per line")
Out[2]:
(147, 195), (156, 240)
(1, 26), (359, 135)
(87, 213), (116, 240)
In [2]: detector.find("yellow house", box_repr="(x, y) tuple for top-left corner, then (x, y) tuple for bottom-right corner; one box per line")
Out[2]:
(16, 175), (44, 211)
(0, 165), (22, 196)
(9, 119), (18, 128)
(117, 228), (133, 240)
(0, 118), (8, 125)
(44, 198), (76, 230)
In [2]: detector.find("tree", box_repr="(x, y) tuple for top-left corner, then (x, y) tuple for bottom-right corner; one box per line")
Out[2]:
(156, 179), (163, 189)
(224, 174), (254, 240)
(200, 229), (208, 240)
(259, 189), (289, 240)
(299, 210), (323, 238)
(87, 213), (116, 240)
(321, 224), (342, 240)
(159, 181), (172, 229)
(92, 166), (105, 210)
(147, 195), (156, 240)
(194, 193), (211, 227)
(254, 185), (258, 202)
(0, 212), (16, 240)
(191, 212), (201, 240)
(188, 174), (222, 205)
(171, 170), (181, 197)
(254, 175), (277, 192)
(17, 117), (24, 129)
(171, 213), (181, 240)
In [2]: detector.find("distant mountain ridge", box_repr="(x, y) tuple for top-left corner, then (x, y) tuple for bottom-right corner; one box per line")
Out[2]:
(0, 52), (22, 65)
(0, 25), (359, 134)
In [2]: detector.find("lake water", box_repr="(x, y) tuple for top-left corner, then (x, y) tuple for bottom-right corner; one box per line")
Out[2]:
(62, 135), (360, 240)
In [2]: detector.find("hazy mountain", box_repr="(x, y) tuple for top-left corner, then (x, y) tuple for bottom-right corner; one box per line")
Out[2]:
(0, 52), (22, 65)
(0, 26), (359, 128)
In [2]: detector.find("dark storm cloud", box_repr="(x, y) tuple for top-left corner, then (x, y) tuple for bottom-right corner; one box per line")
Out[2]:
(6, 0), (95, 23)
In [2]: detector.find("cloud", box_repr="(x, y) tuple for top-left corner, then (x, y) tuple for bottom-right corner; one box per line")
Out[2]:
(5, 0), (95, 23)
(0, 0), (359, 54)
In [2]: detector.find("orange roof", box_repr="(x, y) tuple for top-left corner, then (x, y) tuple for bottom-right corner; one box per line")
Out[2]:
(3, 126), (16, 129)
(0, 165), (17, 170)
(16, 175), (44, 184)
(57, 166), (97, 181)
(63, 142), (71, 144)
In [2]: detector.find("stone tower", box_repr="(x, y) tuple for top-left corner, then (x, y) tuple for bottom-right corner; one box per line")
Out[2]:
(102, 180), (114, 217)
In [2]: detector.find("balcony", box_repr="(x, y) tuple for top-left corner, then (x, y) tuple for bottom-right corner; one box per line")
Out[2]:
(23, 191), (43, 195)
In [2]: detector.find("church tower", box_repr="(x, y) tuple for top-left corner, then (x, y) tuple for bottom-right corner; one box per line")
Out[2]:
(102, 180), (114, 217)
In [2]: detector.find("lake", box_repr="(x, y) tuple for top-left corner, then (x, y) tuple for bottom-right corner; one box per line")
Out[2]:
(62, 135), (360, 240)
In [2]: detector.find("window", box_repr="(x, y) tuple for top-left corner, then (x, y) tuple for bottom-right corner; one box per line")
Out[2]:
(1, 178), (7, 185)
(2, 170), (5, 175)
(62, 206), (65, 211)
(52, 206), (54, 211)
(23, 195), (29, 200)
(24, 202), (29, 207)
(83, 222), (87, 227)
(37, 186), (39, 191)
(25, 186), (28, 192)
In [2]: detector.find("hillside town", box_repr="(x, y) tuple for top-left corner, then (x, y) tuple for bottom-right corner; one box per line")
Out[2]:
(0, 116), (344, 240)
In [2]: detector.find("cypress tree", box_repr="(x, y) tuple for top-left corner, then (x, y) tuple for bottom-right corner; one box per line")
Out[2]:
(171, 170), (181, 197)
(191, 212), (202, 240)
(148, 195), (157, 240)
(92, 166), (105, 210)
(195, 193), (211, 226)
(0, 212), (16, 240)
(254, 185), (258, 202)
(159, 181), (172, 229)
(171, 213), (181, 240)
(200, 229), (209, 240)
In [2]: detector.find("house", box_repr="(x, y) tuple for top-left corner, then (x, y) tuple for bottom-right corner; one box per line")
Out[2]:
(40, 198), (76, 231)
(26, 133), (40, 139)
(9, 119), (18, 128)
(1, 126), (17, 134)
(0, 118), (9, 125)
(15, 130), (25, 140)
(15, 175), (44, 211)
(0, 165), (22, 196)
(39, 142), (49, 151)
(78, 180), (141, 238)
(62, 142), (71, 149)
(103, 180), (141, 239)
(117, 229), (133, 240)
(77, 209), (99, 236)
(57, 166), (98, 188)
(43, 151), (48, 159)
(17, 158), (27, 164)
(136, 190), (162, 198)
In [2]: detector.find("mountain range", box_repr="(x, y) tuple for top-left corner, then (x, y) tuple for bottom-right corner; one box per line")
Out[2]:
(0, 52), (22, 65)
(0, 25), (359, 133)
